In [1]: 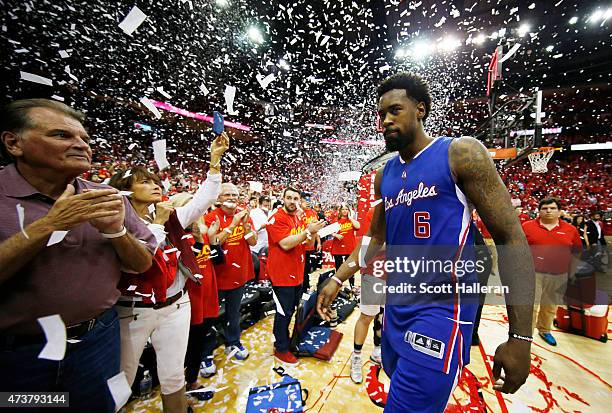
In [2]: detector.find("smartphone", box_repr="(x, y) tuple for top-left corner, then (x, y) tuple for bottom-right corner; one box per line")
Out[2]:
(213, 111), (224, 135)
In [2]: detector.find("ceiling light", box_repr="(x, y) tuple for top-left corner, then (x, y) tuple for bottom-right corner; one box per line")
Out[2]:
(439, 36), (461, 52)
(473, 34), (486, 45)
(215, 0), (229, 6)
(247, 26), (263, 44)
(569, 16), (578, 24)
(517, 24), (530, 37)
(411, 41), (431, 60)
(589, 9), (604, 23)
(394, 48), (407, 59)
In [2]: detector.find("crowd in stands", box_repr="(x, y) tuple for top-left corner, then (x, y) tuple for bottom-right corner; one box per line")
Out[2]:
(502, 152), (611, 219)
(82, 147), (611, 230)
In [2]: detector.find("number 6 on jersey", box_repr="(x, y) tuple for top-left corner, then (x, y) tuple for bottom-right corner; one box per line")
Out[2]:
(414, 212), (430, 238)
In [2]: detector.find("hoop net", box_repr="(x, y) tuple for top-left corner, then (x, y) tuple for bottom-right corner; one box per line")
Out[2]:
(528, 148), (555, 173)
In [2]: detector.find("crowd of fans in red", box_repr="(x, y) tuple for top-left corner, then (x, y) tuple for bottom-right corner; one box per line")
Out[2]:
(83, 150), (611, 236)
(502, 153), (610, 217)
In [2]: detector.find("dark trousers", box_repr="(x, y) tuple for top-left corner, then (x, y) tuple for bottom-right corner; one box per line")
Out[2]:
(302, 251), (316, 292)
(472, 265), (493, 342)
(272, 285), (302, 353)
(0, 309), (120, 413)
(252, 251), (260, 280)
(218, 285), (245, 347)
(184, 318), (217, 384)
(334, 254), (354, 287)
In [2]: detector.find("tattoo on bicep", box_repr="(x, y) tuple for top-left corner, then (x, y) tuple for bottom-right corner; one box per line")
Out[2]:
(451, 138), (522, 242)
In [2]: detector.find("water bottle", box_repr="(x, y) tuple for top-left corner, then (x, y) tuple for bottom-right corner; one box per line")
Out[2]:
(139, 370), (152, 400)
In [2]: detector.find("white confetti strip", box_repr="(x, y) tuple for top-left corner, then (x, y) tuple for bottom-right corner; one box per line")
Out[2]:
(118, 6), (147, 36)
(37, 315), (66, 361)
(272, 290), (285, 316)
(140, 97), (162, 119)
(47, 231), (69, 246)
(19, 71), (53, 86)
(224, 85), (238, 115)
(152, 139), (169, 170)
(106, 371), (132, 412)
(16, 204), (29, 239)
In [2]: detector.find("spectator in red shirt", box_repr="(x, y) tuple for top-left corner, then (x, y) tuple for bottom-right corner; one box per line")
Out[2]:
(204, 183), (257, 363)
(522, 197), (582, 346)
(516, 206), (530, 225)
(300, 193), (322, 292)
(184, 216), (222, 392)
(331, 204), (361, 288)
(266, 187), (325, 365)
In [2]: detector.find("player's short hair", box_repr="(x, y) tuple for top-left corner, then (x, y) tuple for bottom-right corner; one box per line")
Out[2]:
(538, 197), (561, 210)
(283, 186), (301, 198)
(377, 72), (432, 123)
(0, 98), (86, 164)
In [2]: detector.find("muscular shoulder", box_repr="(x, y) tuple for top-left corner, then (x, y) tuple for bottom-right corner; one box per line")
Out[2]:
(448, 137), (494, 182)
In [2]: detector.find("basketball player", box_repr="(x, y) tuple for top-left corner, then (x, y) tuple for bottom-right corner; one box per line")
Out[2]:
(317, 73), (535, 412)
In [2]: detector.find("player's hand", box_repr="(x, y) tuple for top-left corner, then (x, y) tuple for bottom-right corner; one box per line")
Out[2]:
(42, 184), (124, 232)
(316, 278), (341, 321)
(307, 219), (326, 235)
(491, 338), (531, 393)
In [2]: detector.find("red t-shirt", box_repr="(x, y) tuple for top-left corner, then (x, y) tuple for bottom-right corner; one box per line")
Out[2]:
(302, 208), (318, 252)
(266, 208), (306, 287)
(192, 235), (219, 320)
(325, 209), (338, 222)
(331, 218), (357, 255)
(522, 219), (582, 274)
(204, 208), (255, 290)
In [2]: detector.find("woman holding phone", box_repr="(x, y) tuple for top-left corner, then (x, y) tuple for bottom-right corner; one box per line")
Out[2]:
(109, 133), (228, 413)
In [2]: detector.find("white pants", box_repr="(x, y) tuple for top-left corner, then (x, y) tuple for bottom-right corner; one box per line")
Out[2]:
(115, 296), (191, 394)
(360, 274), (386, 317)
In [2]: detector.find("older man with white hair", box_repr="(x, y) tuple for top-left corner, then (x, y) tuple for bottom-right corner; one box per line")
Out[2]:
(202, 183), (257, 374)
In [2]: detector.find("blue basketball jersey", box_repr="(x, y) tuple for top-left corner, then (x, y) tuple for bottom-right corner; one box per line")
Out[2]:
(381, 136), (478, 374)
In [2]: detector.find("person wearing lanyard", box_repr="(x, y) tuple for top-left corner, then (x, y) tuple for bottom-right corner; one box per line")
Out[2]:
(109, 133), (228, 412)
(522, 197), (582, 346)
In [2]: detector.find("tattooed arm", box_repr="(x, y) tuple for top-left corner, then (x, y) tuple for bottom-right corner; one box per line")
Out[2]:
(450, 137), (534, 394)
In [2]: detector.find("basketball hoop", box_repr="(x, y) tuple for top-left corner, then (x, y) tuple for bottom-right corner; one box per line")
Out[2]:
(527, 147), (556, 173)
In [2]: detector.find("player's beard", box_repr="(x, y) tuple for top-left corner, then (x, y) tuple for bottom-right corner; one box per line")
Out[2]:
(385, 125), (416, 152)
(285, 202), (297, 213)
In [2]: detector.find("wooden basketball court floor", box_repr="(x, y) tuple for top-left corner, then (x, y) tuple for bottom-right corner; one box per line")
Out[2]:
(125, 275), (611, 413)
